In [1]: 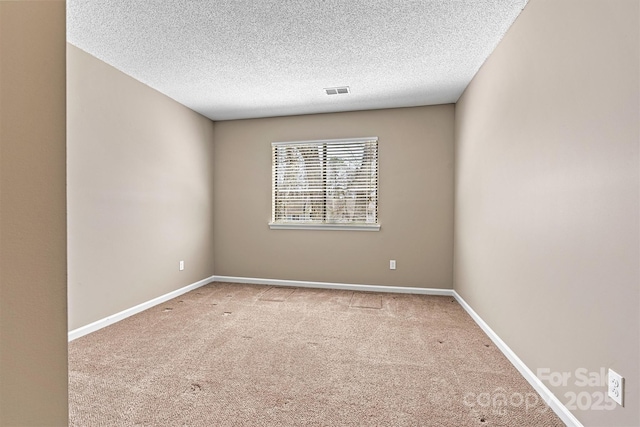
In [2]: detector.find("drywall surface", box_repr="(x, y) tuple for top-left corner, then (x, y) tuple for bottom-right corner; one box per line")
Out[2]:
(454, 0), (639, 425)
(67, 44), (215, 330)
(0, 1), (68, 425)
(213, 105), (455, 288)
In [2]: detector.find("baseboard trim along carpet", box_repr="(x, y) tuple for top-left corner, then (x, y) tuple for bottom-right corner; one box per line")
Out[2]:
(67, 275), (215, 342)
(68, 274), (582, 426)
(452, 291), (583, 427)
(212, 275), (454, 296)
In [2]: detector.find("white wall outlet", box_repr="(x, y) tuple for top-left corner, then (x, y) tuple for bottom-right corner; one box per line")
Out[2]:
(179, 260), (184, 271)
(608, 369), (624, 406)
(389, 260), (396, 270)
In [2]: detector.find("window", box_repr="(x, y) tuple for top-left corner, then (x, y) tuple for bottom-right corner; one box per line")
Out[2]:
(270, 137), (379, 231)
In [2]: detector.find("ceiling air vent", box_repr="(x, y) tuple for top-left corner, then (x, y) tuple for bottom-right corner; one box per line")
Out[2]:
(325, 86), (350, 95)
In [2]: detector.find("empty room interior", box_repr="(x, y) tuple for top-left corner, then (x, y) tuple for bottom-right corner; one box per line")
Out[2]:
(0, 0), (638, 426)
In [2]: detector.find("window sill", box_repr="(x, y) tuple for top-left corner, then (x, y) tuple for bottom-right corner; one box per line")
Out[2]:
(268, 223), (381, 231)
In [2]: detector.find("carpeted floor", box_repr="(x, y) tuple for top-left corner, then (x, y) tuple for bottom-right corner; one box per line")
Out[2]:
(68, 282), (565, 426)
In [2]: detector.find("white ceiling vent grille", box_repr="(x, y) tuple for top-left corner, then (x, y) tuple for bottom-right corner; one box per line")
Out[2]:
(325, 86), (350, 95)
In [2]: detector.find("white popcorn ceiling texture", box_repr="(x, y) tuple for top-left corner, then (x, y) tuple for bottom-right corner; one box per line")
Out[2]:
(67, 0), (528, 121)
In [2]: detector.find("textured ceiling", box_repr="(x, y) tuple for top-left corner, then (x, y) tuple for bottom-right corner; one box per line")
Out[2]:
(67, 0), (528, 121)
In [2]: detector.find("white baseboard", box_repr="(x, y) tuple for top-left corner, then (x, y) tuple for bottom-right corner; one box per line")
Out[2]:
(212, 275), (455, 296)
(68, 275), (215, 342)
(452, 291), (582, 427)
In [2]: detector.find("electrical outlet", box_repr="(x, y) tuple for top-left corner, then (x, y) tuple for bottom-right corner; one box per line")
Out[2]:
(179, 260), (184, 271)
(608, 369), (624, 406)
(390, 260), (396, 270)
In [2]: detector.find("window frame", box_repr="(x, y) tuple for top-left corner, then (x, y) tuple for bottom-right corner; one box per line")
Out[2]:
(269, 137), (380, 231)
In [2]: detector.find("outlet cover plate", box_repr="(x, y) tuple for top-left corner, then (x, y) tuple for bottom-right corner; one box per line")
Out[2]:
(608, 369), (624, 406)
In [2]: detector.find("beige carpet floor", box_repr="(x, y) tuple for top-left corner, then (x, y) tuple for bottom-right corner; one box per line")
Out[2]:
(68, 282), (565, 426)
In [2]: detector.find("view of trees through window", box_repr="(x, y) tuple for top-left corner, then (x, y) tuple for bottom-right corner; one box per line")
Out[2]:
(272, 138), (378, 225)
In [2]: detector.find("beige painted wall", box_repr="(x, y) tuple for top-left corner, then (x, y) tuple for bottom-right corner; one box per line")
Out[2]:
(213, 106), (454, 288)
(454, 0), (639, 425)
(0, 1), (68, 425)
(67, 45), (216, 330)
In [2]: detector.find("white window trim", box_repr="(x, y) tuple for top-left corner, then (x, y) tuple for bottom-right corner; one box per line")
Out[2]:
(268, 222), (381, 231)
(271, 136), (378, 147)
(271, 136), (380, 231)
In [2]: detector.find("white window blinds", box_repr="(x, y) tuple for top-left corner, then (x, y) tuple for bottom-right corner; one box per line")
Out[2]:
(271, 137), (379, 230)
